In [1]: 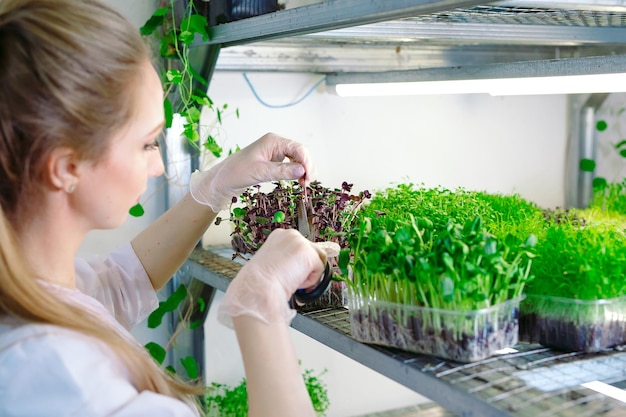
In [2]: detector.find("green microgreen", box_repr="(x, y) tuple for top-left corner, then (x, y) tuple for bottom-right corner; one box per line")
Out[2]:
(346, 184), (538, 336)
(204, 368), (329, 417)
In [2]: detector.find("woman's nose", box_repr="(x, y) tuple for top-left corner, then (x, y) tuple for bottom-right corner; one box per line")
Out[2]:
(148, 149), (165, 178)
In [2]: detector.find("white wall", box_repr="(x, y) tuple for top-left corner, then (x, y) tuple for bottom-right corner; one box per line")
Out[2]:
(201, 71), (570, 416)
(202, 72), (568, 246)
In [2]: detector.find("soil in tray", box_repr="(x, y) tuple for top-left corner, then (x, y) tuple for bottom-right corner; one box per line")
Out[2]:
(520, 313), (626, 352)
(350, 308), (519, 363)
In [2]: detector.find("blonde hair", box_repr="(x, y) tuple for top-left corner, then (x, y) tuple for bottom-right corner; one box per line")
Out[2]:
(0, 0), (204, 411)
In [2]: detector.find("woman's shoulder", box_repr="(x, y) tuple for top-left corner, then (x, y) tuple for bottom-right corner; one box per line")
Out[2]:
(0, 322), (137, 417)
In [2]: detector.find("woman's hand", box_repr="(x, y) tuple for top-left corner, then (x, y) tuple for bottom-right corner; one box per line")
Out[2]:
(218, 229), (337, 328)
(189, 133), (316, 212)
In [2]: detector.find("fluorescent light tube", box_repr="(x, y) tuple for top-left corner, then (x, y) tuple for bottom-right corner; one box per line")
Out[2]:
(331, 73), (626, 97)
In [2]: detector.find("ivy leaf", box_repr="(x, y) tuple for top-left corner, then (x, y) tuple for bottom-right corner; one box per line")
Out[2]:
(129, 203), (144, 217)
(596, 120), (608, 131)
(139, 7), (168, 36)
(593, 177), (607, 190)
(177, 30), (191, 45)
(204, 137), (223, 158)
(162, 284), (189, 311)
(147, 284), (188, 328)
(579, 158), (596, 172)
(180, 356), (199, 379)
(189, 320), (203, 329)
(147, 304), (167, 328)
(185, 107), (201, 123)
(145, 342), (166, 365)
(165, 365), (176, 374)
(166, 69), (183, 84)
(180, 14), (209, 42)
(163, 98), (174, 128)
(197, 297), (206, 313)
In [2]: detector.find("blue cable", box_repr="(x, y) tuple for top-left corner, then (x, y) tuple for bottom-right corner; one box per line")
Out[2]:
(242, 72), (326, 109)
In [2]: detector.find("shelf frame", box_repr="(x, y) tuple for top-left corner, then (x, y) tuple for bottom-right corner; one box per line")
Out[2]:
(181, 248), (626, 417)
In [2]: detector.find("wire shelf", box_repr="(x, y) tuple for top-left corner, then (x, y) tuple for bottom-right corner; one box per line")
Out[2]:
(414, 5), (626, 27)
(186, 247), (626, 417)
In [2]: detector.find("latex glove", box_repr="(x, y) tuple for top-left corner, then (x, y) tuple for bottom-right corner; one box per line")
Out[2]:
(218, 229), (340, 328)
(189, 133), (316, 212)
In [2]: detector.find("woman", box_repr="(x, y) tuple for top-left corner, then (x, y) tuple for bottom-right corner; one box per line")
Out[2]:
(0, 0), (326, 416)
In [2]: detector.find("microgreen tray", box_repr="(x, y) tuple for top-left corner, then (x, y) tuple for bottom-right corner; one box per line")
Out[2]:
(520, 294), (626, 352)
(347, 292), (523, 363)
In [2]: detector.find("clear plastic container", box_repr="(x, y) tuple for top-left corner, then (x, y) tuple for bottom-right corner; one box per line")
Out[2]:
(520, 294), (626, 352)
(347, 291), (523, 363)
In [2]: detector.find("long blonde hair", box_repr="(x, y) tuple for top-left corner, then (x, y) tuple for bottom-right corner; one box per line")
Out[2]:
(0, 0), (204, 411)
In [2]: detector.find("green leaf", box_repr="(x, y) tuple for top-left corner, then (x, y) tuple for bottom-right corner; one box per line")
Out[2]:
(162, 284), (189, 311)
(191, 94), (211, 107)
(441, 275), (455, 302)
(159, 30), (177, 58)
(165, 365), (176, 374)
(129, 203), (144, 217)
(579, 158), (596, 172)
(272, 211), (286, 223)
(145, 342), (167, 365)
(596, 120), (608, 131)
(592, 177), (607, 190)
(180, 14), (209, 41)
(180, 356), (199, 379)
(197, 297), (206, 313)
(178, 30), (194, 45)
(185, 107), (201, 123)
(203, 136), (223, 158)
(166, 69), (183, 84)
(189, 67), (209, 88)
(139, 8), (167, 36)
(232, 207), (247, 218)
(338, 248), (351, 275)
(163, 98), (173, 128)
(189, 319), (203, 329)
(147, 304), (167, 328)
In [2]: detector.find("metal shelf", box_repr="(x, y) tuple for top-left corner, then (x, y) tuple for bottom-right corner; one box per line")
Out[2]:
(184, 247), (626, 417)
(193, 0), (626, 74)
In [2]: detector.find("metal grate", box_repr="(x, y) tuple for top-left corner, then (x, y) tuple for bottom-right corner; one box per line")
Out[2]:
(410, 6), (626, 27)
(302, 308), (626, 417)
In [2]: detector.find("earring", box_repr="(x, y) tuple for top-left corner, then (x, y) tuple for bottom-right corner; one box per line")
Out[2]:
(66, 183), (76, 193)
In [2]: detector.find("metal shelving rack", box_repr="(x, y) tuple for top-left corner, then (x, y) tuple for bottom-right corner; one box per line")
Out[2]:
(176, 2), (626, 415)
(182, 247), (626, 417)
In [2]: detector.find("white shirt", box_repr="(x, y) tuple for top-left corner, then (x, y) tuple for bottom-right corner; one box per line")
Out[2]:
(0, 243), (198, 417)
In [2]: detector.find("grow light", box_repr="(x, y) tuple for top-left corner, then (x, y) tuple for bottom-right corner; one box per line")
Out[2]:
(326, 55), (626, 97)
(330, 73), (626, 97)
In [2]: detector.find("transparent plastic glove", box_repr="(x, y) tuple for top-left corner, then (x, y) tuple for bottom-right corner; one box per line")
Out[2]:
(218, 229), (340, 328)
(189, 133), (316, 212)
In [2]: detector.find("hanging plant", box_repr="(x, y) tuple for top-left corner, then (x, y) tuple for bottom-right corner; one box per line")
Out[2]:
(140, 0), (234, 157)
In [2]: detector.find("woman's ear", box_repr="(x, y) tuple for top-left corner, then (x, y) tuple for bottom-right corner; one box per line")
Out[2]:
(47, 147), (80, 193)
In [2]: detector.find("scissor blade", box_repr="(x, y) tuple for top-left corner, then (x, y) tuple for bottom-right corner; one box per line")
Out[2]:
(297, 198), (313, 241)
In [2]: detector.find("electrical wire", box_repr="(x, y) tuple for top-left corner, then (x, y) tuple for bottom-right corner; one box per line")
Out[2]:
(242, 73), (326, 109)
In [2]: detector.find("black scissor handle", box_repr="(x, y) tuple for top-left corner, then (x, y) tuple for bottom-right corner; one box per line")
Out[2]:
(291, 262), (333, 305)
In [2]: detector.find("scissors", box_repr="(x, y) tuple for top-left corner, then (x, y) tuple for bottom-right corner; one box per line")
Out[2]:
(290, 196), (334, 306)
